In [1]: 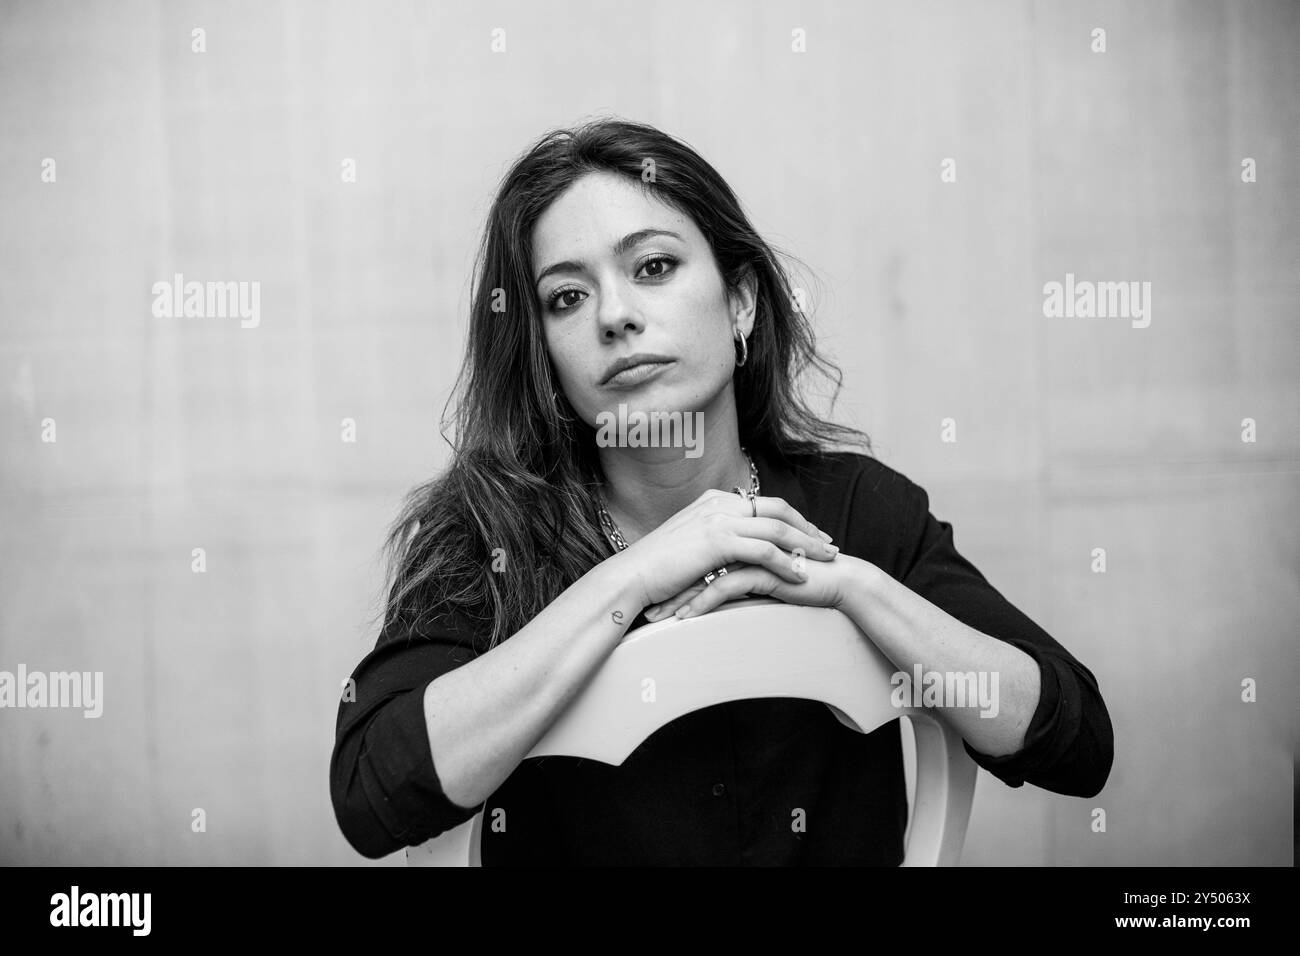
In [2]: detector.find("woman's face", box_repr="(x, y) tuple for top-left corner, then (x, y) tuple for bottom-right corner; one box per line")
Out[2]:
(531, 170), (754, 429)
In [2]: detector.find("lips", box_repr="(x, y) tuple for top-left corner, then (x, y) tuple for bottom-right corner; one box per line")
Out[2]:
(600, 353), (675, 386)
(604, 360), (673, 388)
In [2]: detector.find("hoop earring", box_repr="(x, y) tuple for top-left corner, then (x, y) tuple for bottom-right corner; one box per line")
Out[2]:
(734, 329), (749, 368)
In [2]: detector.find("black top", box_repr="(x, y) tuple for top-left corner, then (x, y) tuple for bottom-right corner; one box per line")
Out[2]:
(330, 446), (1114, 864)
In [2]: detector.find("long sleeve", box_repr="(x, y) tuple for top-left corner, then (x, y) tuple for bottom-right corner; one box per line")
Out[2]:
(329, 606), (487, 859)
(897, 481), (1115, 798)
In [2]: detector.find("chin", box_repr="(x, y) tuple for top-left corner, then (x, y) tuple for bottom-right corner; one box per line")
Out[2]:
(596, 390), (687, 416)
(591, 390), (708, 452)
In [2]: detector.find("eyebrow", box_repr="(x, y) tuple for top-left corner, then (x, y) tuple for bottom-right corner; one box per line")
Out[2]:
(533, 229), (683, 288)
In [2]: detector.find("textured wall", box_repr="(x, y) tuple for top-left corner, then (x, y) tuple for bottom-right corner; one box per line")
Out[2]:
(0, 0), (1295, 865)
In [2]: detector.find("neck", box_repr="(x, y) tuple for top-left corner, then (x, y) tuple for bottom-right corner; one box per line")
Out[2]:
(596, 399), (750, 545)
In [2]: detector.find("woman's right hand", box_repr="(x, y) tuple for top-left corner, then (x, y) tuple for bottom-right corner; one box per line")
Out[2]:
(609, 489), (839, 611)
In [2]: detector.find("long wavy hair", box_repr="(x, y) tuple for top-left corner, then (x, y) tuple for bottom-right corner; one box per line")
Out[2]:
(378, 117), (872, 650)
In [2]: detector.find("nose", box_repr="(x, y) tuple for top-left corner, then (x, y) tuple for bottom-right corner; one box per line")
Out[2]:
(595, 277), (644, 341)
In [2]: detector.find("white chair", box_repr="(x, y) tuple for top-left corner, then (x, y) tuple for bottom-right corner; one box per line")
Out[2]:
(407, 598), (977, 866)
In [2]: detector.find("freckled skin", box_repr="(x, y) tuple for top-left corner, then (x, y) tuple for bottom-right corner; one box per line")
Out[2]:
(532, 170), (750, 426)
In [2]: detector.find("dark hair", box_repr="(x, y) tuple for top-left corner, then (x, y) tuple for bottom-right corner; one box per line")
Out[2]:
(377, 116), (871, 649)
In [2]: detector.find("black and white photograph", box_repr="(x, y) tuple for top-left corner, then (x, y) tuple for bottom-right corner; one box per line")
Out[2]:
(0, 0), (1294, 935)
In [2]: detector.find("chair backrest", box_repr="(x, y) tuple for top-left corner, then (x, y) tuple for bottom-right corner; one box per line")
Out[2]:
(407, 598), (977, 866)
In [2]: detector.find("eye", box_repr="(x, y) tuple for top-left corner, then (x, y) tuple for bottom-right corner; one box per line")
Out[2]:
(546, 287), (587, 313)
(544, 255), (678, 314)
(637, 254), (678, 279)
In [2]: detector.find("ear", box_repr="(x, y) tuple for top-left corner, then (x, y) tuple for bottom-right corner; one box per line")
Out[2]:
(727, 264), (758, 339)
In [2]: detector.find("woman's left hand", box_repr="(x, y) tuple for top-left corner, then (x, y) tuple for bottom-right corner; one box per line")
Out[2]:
(643, 550), (867, 622)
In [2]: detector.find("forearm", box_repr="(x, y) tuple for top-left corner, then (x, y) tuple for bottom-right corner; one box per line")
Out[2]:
(424, 552), (643, 808)
(837, 556), (1041, 757)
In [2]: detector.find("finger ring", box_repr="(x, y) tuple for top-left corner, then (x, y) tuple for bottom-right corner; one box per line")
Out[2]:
(732, 487), (759, 517)
(702, 566), (729, 586)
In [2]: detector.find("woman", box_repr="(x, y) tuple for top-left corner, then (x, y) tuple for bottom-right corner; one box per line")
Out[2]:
(329, 118), (1114, 865)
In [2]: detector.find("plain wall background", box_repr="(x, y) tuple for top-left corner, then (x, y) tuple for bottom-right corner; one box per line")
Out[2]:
(0, 0), (1295, 865)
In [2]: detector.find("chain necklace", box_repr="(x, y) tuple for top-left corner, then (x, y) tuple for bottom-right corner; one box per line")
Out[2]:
(596, 447), (760, 553)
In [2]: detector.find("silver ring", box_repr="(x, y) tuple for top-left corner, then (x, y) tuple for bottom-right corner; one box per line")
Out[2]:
(702, 566), (729, 586)
(733, 487), (759, 518)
